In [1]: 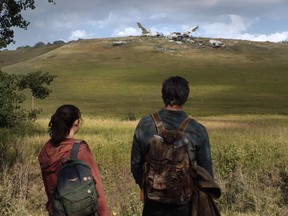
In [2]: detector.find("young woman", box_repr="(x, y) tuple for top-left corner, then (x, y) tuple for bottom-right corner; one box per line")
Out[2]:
(38, 104), (109, 216)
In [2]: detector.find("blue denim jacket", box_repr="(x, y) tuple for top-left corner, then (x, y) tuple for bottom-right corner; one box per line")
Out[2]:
(131, 108), (214, 187)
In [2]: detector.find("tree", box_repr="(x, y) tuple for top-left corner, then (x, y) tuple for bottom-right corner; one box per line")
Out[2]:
(0, 70), (26, 127)
(34, 41), (46, 48)
(18, 71), (56, 109)
(0, 0), (34, 48)
(0, 70), (56, 128)
(0, 0), (55, 48)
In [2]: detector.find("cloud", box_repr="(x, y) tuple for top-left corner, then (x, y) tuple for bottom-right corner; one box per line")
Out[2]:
(150, 13), (167, 20)
(200, 15), (252, 38)
(242, 32), (288, 42)
(112, 27), (139, 37)
(197, 14), (288, 42)
(69, 30), (89, 40)
(6, 0), (288, 50)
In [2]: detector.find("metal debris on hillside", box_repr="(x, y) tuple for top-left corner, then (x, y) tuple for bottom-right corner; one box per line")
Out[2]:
(110, 37), (227, 52)
(112, 41), (128, 46)
(209, 39), (225, 48)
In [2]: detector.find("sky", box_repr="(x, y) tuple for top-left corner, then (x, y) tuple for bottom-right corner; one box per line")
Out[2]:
(6, 0), (288, 50)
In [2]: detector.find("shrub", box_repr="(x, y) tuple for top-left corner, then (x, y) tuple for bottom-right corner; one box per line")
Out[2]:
(123, 111), (136, 121)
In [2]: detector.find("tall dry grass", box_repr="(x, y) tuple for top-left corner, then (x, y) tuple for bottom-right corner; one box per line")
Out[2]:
(0, 115), (287, 215)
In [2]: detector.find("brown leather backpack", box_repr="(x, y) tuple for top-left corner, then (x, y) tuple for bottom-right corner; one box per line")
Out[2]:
(144, 112), (194, 205)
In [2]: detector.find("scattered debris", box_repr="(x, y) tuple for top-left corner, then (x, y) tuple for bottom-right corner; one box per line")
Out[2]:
(112, 41), (128, 46)
(209, 39), (225, 48)
(155, 46), (177, 53)
(166, 26), (198, 42)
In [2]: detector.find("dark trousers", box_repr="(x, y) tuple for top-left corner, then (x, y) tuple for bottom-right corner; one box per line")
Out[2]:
(143, 200), (191, 216)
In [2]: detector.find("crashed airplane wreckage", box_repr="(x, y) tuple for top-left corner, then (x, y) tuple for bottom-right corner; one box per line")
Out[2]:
(167, 26), (198, 42)
(136, 22), (198, 42)
(112, 23), (226, 49)
(136, 22), (164, 37)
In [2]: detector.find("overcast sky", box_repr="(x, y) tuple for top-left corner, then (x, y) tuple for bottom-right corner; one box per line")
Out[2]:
(7, 0), (288, 49)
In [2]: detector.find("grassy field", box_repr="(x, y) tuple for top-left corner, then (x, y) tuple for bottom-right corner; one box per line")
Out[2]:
(0, 37), (288, 215)
(1, 37), (288, 117)
(0, 115), (287, 215)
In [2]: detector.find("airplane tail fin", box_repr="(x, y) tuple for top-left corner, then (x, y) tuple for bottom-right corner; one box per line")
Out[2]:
(136, 22), (150, 34)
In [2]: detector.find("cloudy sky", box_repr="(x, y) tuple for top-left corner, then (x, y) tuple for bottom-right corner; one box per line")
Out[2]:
(7, 0), (288, 49)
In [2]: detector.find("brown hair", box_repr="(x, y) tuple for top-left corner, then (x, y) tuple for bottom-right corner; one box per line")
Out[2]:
(48, 104), (81, 146)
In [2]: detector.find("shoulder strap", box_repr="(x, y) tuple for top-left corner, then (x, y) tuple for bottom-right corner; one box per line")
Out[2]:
(151, 112), (193, 133)
(70, 140), (82, 159)
(178, 117), (192, 132)
(150, 112), (196, 165)
(179, 117), (197, 166)
(150, 112), (165, 134)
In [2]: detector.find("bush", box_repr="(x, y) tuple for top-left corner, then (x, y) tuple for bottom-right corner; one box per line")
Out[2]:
(34, 42), (46, 48)
(122, 111), (136, 121)
(53, 40), (65, 45)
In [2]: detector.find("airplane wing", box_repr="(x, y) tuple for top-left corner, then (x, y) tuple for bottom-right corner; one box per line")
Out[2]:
(190, 26), (199, 32)
(183, 26), (199, 35)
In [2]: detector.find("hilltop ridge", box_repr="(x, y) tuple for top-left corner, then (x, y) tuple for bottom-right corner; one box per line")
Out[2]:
(1, 36), (287, 69)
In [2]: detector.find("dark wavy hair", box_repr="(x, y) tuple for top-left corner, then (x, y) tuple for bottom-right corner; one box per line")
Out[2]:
(162, 76), (190, 107)
(48, 104), (81, 146)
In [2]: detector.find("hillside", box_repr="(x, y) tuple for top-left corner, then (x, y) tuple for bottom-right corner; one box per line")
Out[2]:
(0, 44), (65, 67)
(1, 37), (288, 117)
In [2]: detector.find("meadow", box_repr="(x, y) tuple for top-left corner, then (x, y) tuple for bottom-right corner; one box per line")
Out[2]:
(1, 37), (288, 117)
(0, 37), (288, 215)
(1, 115), (287, 215)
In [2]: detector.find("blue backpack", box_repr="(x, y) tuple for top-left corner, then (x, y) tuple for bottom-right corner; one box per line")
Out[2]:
(52, 141), (98, 216)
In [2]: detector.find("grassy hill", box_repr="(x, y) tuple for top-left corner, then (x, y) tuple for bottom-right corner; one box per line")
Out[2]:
(1, 37), (288, 117)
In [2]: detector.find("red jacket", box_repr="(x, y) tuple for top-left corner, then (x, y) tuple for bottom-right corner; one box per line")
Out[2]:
(38, 138), (110, 216)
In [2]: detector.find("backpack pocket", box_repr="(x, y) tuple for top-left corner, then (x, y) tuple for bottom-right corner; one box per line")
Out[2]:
(61, 180), (98, 216)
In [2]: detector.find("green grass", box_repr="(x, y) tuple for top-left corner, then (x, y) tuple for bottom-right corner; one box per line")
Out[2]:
(1, 37), (288, 117)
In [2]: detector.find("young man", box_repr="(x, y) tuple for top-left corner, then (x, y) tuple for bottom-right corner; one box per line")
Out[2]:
(131, 76), (214, 216)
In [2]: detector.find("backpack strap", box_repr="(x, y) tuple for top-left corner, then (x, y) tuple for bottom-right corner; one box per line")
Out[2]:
(150, 112), (165, 134)
(179, 118), (197, 166)
(151, 112), (197, 165)
(151, 112), (192, 133)
(70, 140), (82, 159)
(178, 117), (192, 132)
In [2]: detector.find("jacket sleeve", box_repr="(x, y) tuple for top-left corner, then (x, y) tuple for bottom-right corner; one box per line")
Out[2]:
(195, 126), (214, 179)
(78, 143), (110, 216)
(131, 123), (145, 187)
